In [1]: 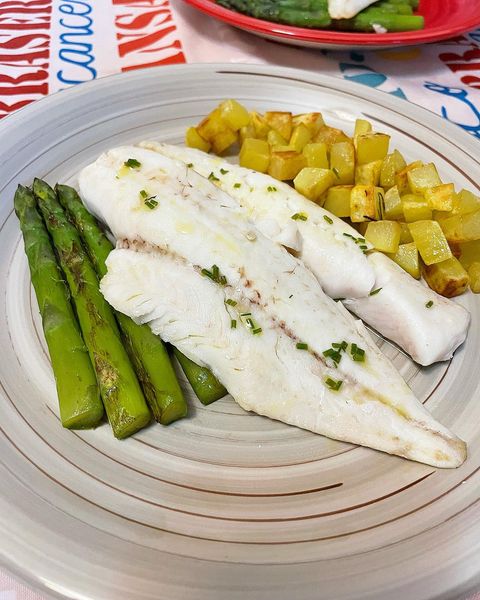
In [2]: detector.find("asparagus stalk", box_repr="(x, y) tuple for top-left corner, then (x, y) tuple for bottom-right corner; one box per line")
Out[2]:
(56, 184), (187, 424)
(14, 185), (103, 429)
(173, 349), (227, 406)
(217, 0), (331, 27)
(336, 11), (424, 31)
(33, 179), (151, 439)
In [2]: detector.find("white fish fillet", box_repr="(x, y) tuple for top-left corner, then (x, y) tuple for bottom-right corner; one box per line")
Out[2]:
(79, 145), (466, 467)
(328, 0), (378, 19)
(146, 143), (470, 366)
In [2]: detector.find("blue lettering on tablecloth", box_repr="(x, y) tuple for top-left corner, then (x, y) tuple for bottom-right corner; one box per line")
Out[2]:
(338, 52), (407, 99)
(424, 82), (480, 139)
(56, 1), (97, 85)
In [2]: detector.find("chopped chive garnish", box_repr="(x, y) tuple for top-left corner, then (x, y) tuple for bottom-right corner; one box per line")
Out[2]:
(369, 288), (382, 296)
(357, 238), (366, 244)
(323, 348), (342, 364)
(334, 298), (345, 302)
(208, 172), (220, 182)
(139, 189), (148, 199)
(350, 343), (365, 362)
(323, 215), (333, 225)
(124, 158), (141, 169)
(332, 341), (348, 352)
(325, 377), (343, 391)
(245, 318), (255, 329)
(201, 264), (227, 286)
(425, 300), (434, 308)
(360, 245), (368, 250)
(291, 212), (308, 221)
(220, 168), (229, 175)
(231, 319), (237, 329)
(144, 197), (158, 209)
(234, 183), (241, 188)
(267, 185), (277, 192)
(296, 342), (308, 350)
(332, 167), (340, 178)
(252, 328), (262, 335)
(343, 233), (356, 240)
(289, 294), (293, 298)
(187, 162), (193, 168)
(225, 299), (237, 306)
(240, 312), (251, 317)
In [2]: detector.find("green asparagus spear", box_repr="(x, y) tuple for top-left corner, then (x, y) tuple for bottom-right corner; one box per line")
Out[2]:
(33, 179), (151, 439)
(56, 184), (187, 424)
(336, 11), (424, 32)
(173, 349), (227, 406)
(217, 0), (331, 28)
(14, 185), (103, 429)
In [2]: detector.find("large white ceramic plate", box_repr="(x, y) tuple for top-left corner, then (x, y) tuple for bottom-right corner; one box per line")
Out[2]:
(1, 64), (479, 600)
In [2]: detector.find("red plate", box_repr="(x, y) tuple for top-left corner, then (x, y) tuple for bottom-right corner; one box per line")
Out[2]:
(183, 0), (480, 48)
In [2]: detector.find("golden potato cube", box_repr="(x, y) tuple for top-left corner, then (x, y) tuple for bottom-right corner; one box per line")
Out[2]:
(268, 150), (306, 181)
(365, 220), (402, 253)
(250, 111), (270, 139)
(402, 194), (432, 223)
(399, 222), (414, 244)
(458, 240), (480, 269)
(380, 154), (396, 189)
(303, 142), (328, 168)
(239, 138), (270, 173)
(468, 262), (480, 293)
(355, 133), (390, 165)
(355, 160), (383, 186)
(451, 189), (480, 216)
(393, 149), (407, 173)
(408, 220), (452, 265)
(407, 163), (442, 194)
(440, 210), (480, 243)
(323, 185), (353, 218)
(264, 111), (292, 141)
(425, 183), (455, 212)
(211, 128), (238, 154)
(267, 129), (288, 148)
(197, 108), (228, 142)
(239, 122), (255, 144)
(383, 186), (404, 220)
(219, 99), (250, 130)
(350, 185), (384, 223)
(395, 161), (423, 195)
(330, 141), (355, 185)
(293, 167), (335, 203)
(290, 123), (312, 152)
(185, 126), (211, 152)
(354, 118), (372, 137)
(313, 126), (350, 149)
(422, 257), (469, 298)
(388, 242), (420, 279)
(292, 112), (325, 134)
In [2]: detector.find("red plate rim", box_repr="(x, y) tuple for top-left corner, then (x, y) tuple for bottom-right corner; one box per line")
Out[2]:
(184, 0), (480, 46)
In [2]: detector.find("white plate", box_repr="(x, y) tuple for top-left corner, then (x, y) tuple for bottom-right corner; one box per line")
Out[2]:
(1, 64), (479, 600)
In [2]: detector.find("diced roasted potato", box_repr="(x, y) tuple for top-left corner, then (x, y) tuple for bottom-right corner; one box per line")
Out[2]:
(383, 186), (403, 220)
(450, 189), (480, 216)
(239, 138), (270, 173)
(399, 222), (414, 244)
(313, 125), (350, 149)
(468, 262), (480, 293)
(267, 129), (288, 148)
(350, 185), (384, 223)
(355, 160), (383, 186)
(303, 142), (328, 169)
(211, 128), (238, 154)
(355, 133), (390, 165)
(422, 257), (469, 298)
(330, 141), (355, 185)
(407, 163), (442, 194)
(388, 242), (420, 278)
(402, 194), (432, 223)
(219, 99), (250, 130)
(395, 161), (423, 195)
(323, 185), (352, 218)
(365, 220), (401, 253)
(408, 220), (452, 265)
(293, 168), (335, 203)
(197, 108), (229, 142)
(290, 123), (312, 152)
(268, 150), (306, 181)
(354, 118), (372, 138)
(439, 210), (480, 243)
(292, 112), (324, 134)
(185, 126), (211, 152)
(393, 149), (407, 173)
(264, 111), (292, 141)
(457, 240), (480, 269)
(250, 111), (270, 139)
(425, 183), (455, 212)
(380, 154), (396, 189)
(239, 122), (255, 144)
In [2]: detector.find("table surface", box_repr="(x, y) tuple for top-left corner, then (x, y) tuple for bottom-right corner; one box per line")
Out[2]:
(1, 1), (480, 598)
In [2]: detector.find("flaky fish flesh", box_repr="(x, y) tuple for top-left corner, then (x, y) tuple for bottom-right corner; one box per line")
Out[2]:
(328, 0), (379, 19)
(78, 146), (466, 467)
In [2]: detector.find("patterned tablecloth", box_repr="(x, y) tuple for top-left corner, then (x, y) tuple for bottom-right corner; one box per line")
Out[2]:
(1, 1), (480, 598)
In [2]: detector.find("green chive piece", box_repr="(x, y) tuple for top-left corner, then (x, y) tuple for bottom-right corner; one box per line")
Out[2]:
(323, 215), (334, 225)
(234, 183), (242, 188)
(296, 342), (308, 350)
(201, 264), (227, 286)
(425, 300), (434, 308)
(343, 233), (356, 240)
(139, 189), (148, 199)
(144, 197), (158, 209)
(208, 172), (220, 182)
(220, 168), (229, 175)
(325, 377), (343, 391)
(267, 185), (277, 192)
(225, 299), (237, 306)
(231, 319), (237, 329)
(187, 162), (194, 168)
(291, 212), (308, 221)
(332, 341), (348, 352)
(350, 343), (365, 362)
(252, 328), (262, 335)
(369, 288), (382, 296)
(332, 167), (340, 178)
(323, 348), (342, 364)
(124, 158), (141, 169)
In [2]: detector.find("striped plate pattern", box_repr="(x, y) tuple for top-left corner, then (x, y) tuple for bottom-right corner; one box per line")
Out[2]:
(0, 64), (479, 600)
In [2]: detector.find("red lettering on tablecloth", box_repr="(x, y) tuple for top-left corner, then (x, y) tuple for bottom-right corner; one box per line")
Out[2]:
(112, 0), (185, 72)
(437, 41), (480, 92)
(461, 76), (480, 89)
(0, 0), (51, 119)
